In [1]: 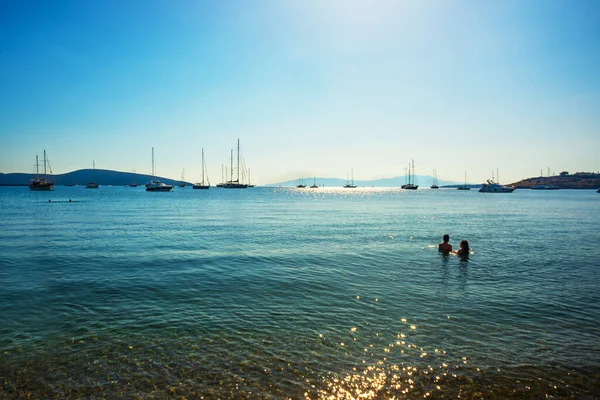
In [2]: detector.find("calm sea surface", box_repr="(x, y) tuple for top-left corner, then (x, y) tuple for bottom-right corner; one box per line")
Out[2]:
(1, 186), (599, 398)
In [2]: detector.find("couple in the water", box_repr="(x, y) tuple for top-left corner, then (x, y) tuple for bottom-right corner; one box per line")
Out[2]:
(438, 234), (469, 257)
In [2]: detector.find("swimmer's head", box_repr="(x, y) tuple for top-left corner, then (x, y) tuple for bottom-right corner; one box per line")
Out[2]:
(443, 234), (449, 243)
(460, 240), (469, 250)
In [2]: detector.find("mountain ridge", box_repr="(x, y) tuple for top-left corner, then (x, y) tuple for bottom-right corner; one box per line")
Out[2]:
(264, 175), (463, 187)
(1, 170), (464, 187)
(0, 169), (188, 187)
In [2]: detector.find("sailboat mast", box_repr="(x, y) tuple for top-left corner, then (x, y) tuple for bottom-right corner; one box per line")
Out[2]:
(230, 149), (233, 182)
(237, 138), (240, 183)
(152, 147), (155, 176)
(43, 150), (47, 178)
(202, 148), (205, 185)
(35, 155), (39, 180)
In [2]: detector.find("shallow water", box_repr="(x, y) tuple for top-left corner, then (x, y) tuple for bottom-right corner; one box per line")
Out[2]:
(1, 186), (599, 398)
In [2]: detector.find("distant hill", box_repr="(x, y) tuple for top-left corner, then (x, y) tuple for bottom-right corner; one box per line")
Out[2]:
(510, 172), (600, 189)
(0, 169), (188, 187)
(265, 175), (463, 188)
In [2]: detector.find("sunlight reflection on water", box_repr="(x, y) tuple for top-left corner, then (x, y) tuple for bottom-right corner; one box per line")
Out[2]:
(1, 187), (599, 398)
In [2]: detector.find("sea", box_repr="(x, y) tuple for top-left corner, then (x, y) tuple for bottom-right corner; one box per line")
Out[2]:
(1, 186), (599, 399)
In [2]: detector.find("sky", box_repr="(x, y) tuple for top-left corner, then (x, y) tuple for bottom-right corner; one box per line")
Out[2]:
(1, 0), (599, 185)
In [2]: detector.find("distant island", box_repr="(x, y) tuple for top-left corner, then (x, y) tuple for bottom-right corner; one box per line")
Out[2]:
(510, 171), (600, 189)
(0, 169), (187, 187)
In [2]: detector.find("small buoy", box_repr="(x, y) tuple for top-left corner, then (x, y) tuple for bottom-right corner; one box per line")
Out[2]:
(48, 199), (51, 203)
(69, 199), (72, 202)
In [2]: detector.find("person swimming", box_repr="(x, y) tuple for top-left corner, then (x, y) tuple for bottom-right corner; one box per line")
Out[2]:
(438, 234), (452, 254)
(456, 240), (469, 257)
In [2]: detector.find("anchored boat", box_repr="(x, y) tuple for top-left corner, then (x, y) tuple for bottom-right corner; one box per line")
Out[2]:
(401, 160), (418, 190)
(193, 148), (210, 190)
(479, 179), (514, 193)
(146, 147), (173, 192)
(223, 139), (248, 189)
(29, 150), (55, 191)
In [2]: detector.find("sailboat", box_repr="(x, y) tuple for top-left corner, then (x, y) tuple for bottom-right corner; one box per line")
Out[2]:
(401, 160), (418, 190)
(28, 150), (55, 191)
(457, 171), (470, 190)
(179, 168), (186, 187)
(343, 169), (357, 188)
(216, 165), (225, 187)
(431, 169), (439, 189)
(146, 147), (173, 192)
(297, 177), (306, 188)
(223, 139), (248, 188)
(86, 160), (99, 188)
(310, 174), (318, 188)
(193, 148), (210, 189)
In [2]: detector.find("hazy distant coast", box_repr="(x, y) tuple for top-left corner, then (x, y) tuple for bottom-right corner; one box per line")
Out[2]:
(266, 175), (463, 188)
(2, 169), (599, 189)
(0, 170), (464, 188)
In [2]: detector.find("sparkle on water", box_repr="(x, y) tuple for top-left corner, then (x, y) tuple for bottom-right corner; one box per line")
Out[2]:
(1, 186), (599, 398)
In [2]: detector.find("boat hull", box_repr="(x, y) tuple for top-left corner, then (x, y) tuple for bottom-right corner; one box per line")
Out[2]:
(192, 185), (210, 190)
(479, 187), (515, 193)
(146, 186), (173, 192)
(29, 182), (54, 191)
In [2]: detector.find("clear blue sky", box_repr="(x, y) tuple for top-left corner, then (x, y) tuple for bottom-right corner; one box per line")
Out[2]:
(1, 0), (599, 184)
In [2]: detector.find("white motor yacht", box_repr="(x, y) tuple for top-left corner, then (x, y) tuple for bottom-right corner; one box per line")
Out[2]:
(479, 179), (515, 193)
(146, 147), (173, 192)
(145, 180), (173, 192)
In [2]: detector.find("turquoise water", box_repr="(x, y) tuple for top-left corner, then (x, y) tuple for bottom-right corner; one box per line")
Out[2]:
(1, 186), (599, 398)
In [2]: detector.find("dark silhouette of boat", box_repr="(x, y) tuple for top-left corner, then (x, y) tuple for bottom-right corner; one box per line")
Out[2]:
(29, 150), (54, 191)
(193, 149), (210, 190)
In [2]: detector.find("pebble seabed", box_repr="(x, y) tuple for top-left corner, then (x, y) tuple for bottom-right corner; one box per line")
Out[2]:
(1, 334), (598, 399)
